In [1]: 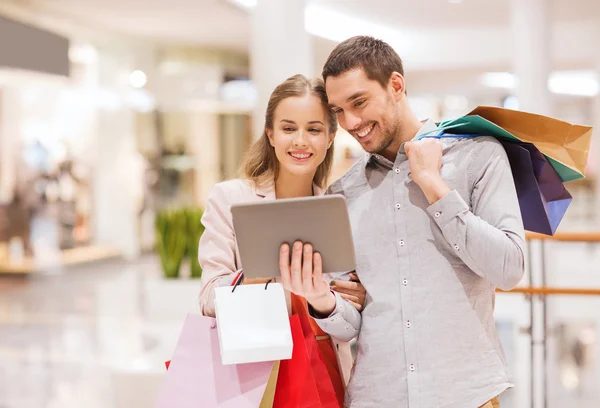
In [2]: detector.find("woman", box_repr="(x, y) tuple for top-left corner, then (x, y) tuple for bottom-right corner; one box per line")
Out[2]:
(198, 74), (366, 406)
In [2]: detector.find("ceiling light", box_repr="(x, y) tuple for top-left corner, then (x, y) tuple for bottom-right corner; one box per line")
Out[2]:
(227, 0), (257, 9)
(129, 70), (147, 89)
(305, 4), (410, 53)
(482, 70), (598, 97)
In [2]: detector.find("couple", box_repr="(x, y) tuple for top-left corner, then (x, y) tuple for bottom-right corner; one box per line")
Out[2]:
(199, 36), (525, 408)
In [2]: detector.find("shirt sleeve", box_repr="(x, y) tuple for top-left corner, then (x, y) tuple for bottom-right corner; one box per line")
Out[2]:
(308, 291), (362, 342)
(427, 138), (526, 290)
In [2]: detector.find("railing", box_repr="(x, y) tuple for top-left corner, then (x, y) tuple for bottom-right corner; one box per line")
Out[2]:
(498, 231), (600, 408)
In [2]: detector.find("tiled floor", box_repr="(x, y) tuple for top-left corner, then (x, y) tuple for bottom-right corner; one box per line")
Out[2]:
(0, 245), (599, 408)
(0, 255), (198, 408)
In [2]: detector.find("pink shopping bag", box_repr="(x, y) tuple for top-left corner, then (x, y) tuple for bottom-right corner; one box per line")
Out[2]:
(155, 313), (275, 408)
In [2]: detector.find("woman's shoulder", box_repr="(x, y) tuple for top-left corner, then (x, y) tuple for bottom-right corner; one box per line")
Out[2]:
(207, 178), (258, 204)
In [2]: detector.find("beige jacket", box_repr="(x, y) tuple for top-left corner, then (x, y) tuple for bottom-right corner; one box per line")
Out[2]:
(197, 178), (354, 385)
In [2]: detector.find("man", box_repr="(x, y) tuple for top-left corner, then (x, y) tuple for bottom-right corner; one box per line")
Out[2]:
(279, 36), (525, 408)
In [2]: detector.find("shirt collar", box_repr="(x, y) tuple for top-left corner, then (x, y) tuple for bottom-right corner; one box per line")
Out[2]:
(367, 119), (440, 167)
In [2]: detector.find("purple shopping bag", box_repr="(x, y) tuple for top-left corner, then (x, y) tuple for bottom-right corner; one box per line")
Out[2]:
(420, 131), (572, 235)
(155, 314), (275, 408)
(501, 141), (572, 235)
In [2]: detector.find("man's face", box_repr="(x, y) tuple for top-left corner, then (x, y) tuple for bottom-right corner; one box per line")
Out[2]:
(326, 69), (402, 155)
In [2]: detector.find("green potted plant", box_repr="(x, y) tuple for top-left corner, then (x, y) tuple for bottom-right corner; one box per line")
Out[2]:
(155, 209), (188, 279)
(185, 208), (205, 278)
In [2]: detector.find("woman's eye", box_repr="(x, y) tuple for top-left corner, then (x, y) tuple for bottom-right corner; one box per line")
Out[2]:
(284, 127), (295, 132)
(309, 128), (321, 133)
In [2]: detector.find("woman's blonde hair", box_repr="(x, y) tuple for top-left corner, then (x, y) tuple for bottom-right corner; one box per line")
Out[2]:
(239, 74), (337, 188)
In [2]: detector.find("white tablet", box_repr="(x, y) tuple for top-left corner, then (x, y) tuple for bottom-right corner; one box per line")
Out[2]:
(230, 195), (356, 279)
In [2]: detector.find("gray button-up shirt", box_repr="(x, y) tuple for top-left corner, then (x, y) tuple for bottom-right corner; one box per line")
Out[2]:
(314, 121), (526, 408)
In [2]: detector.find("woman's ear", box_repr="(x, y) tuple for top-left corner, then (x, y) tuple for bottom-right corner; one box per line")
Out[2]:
(266, 129), (275, 147)
(327, 133), (335, 149)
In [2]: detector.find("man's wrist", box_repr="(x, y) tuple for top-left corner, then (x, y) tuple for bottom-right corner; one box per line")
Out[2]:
(417, 174), (451, 204)
(306, 291), (336, 317)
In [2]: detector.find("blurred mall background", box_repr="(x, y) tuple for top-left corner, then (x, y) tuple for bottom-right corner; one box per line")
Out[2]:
(0, 0), (599, 407)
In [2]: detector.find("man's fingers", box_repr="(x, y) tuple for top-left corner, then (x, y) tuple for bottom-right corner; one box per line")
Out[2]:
(331, 280), (361, 291)
(330, 286), (362, 298)
(339, 295), (363, 311)
(339, 292), (360, 304)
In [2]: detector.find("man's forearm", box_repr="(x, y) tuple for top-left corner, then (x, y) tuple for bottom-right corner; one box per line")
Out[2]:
(417, 174), (451, 205)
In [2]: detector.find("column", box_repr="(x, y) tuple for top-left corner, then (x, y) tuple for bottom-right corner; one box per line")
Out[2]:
(510, 1), (552, 408)
(91, 46), (142, 260)
(593, 50), (600, 405)
(189, 112), (221, 206)
(511, 0), (552, 116)
(0, 88), (18, 204)
(250, 0), (313, 140)
(594, 51), (600, 228)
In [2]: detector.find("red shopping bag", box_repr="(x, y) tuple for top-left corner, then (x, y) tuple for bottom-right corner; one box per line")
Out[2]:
(273, 312), (339, 408)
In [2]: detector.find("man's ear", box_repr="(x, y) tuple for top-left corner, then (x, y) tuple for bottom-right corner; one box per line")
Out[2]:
(389, 72), (406, 102)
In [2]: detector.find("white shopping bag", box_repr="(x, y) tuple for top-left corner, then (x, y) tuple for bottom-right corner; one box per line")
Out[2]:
(214, 282), (293, 365)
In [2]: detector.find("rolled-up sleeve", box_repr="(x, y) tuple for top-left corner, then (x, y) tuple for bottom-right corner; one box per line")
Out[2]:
(308, 292), (362, 342)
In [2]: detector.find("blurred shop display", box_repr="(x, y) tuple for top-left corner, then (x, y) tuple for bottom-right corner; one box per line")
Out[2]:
(20, 142), (92, 251)
(555, 322), (598, 406)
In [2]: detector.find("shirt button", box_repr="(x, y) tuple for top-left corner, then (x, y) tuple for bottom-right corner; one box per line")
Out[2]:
(344, 325), (350, 330)
(409, 364), (415, 371)
(403, 279), (408, 286)
(394, 168), (400, 174)
(399, 240), (405, 247)
(406, 321), (412, 328)
(434, 211), (441, 218)
(454, 245), (460, 251)
(330, 316), (338, 322)
(395, 203), (401, 209)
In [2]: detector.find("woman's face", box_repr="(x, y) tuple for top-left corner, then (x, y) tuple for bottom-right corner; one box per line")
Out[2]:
(267, 94), (333, 180)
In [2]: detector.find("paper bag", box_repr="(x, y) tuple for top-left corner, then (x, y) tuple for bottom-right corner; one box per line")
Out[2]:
(154, 314), (274, 408)
(417, 131), (573, 235)
(259, 361), (280, 408)
(438, 106), (592, 182)
(502, 142), (572, 235)
(215, 282), (293, 365)
(273, 313), (339, 408)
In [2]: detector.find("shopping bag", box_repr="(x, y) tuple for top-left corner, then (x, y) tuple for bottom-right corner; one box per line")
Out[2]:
(502, 142), (572, 235)
(438, 106), (592, 182)
(419, 129), (573, 235)
(273, 313), (339, 408)
(215, 282), (293, 365)
(154, 314), (275, 408)
(259, 361), (280, 408)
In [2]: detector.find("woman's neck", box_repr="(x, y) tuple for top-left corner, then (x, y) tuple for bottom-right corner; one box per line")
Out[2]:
(275, 171), (315, 199)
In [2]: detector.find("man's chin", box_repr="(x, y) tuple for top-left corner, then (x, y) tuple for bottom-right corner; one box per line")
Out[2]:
(360, 139), (383, 154)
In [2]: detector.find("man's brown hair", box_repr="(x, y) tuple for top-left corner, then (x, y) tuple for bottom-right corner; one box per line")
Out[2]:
(322, 36), (405, 89)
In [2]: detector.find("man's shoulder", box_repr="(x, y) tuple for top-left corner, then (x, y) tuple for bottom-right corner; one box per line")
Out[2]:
(444, 135), (503, 152)
(444, 136), (506, 165)
(326, 154), (369, 195)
